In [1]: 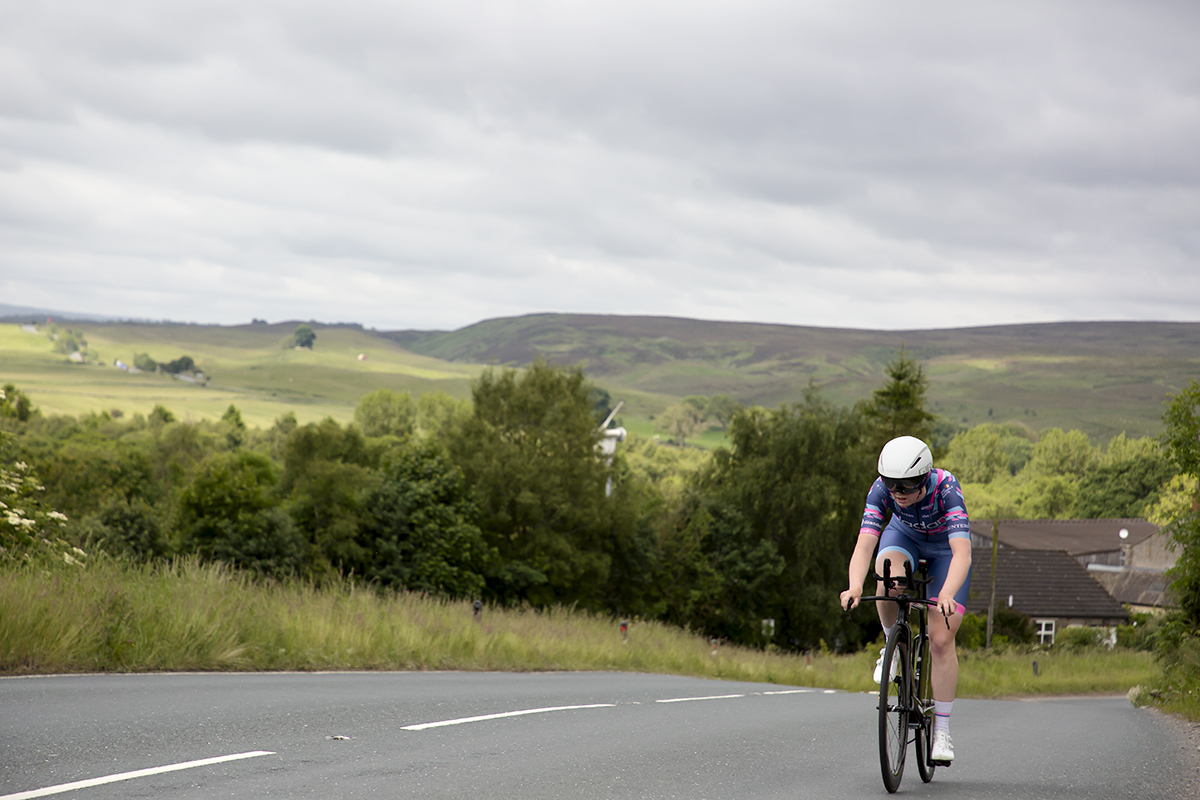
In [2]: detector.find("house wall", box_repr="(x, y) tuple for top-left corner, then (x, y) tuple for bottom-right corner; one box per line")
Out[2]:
(1130, 532), (1177, 570)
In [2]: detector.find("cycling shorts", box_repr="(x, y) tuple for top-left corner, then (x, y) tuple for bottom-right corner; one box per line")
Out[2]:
(876, 518), (972, 614)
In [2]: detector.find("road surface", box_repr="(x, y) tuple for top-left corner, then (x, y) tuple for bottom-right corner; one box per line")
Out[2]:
(2, 671), (1196, 798)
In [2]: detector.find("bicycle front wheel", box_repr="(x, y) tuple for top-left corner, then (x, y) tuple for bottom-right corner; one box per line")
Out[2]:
(914, 631), (936, 783)
(878, 626), (909, 793)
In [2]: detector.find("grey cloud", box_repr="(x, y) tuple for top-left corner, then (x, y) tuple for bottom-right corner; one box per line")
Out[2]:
(1, 0), (1198, 330)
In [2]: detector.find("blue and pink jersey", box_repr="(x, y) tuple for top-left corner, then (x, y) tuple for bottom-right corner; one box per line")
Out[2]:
(859, 468), (971, 542)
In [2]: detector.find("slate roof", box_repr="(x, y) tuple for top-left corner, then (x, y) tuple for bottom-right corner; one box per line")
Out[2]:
(965, 549), (1129, 621)
(968, 518), (1158, 556)
(1087, 567), (1175, 610)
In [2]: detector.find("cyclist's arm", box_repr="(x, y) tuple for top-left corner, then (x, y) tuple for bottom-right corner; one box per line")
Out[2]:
(841, 531), (879, 610)
(935, 537), (972, 617)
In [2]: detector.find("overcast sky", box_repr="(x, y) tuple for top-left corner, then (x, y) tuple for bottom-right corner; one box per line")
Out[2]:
(1, 1), (1198, 331)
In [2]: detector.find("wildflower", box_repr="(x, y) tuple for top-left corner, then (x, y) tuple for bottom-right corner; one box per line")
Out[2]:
(48, 511), (68, 522)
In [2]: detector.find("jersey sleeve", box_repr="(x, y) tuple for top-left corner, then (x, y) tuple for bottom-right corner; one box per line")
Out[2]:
(937, 470), (972, 540)
(859, 478), (892, 537)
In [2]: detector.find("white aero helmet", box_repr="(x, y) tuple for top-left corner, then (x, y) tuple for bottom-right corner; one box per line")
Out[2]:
(877, 435), (932, 493)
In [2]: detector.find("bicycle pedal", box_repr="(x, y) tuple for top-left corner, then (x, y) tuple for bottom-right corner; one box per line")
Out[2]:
(929, 759), (952, 767)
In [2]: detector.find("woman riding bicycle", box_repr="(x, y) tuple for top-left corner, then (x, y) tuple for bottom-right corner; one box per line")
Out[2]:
(840, 435), (972, 764)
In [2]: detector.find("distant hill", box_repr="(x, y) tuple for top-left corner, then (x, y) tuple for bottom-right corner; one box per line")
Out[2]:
(4, 310), (1195, 441)
(0, 303), (137, 323)
(381, 314), (1200, 440)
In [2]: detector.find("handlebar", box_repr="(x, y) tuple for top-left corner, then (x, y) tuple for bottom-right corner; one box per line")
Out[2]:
(845, 559), (950, 628)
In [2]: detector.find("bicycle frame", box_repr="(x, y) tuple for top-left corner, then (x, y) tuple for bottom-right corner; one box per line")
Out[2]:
(860, 559), (942, 792)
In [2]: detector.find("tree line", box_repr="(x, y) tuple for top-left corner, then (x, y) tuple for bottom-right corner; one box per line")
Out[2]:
(2, 355), (1196, 655)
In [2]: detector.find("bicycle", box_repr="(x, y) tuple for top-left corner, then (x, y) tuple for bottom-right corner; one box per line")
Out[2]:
(858, 559), (949, 793)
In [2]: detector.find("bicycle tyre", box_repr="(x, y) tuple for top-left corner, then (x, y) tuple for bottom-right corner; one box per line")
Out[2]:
(878, 625), (908, 793)
(914, 631), (936, 783)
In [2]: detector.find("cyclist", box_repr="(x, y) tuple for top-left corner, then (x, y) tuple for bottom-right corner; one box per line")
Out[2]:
(840, 435), (972, 764)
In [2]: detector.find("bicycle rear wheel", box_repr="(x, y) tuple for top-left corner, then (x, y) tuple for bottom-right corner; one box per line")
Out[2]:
(878, 626), (908, 793)
(913, 632), (936, 783)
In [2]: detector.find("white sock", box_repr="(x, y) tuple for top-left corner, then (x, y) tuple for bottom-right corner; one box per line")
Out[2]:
(881, 623), (896, 644)
(934, 700), (953, 735)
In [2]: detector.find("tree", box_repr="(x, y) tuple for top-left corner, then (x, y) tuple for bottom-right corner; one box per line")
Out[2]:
(36, 443), (157, 518)
(175, 451), (305, 578)
(1024, 428), (1097, 480)
(862, 348), (937, 449)
(445, 359), (615, 607)
(95, 500), (170, 560)
(702, 388), (876, 649)
(1073, 434), (1175, 518)
(293, 325), (316, 349)
(1155, 381), (1200, 625)
(942, 426), (1007, 484)
(160, 355), (195, 374)
(657, 403), (700, 445)
(355, 441), (493, 598)
(705, 395), (743, 430)
(354, 389), (417, 439)
(417, 392), (471, 439)
(220, 404), (246, 449)
(654, 494), (784, 643)
(0, 384), (35, 423)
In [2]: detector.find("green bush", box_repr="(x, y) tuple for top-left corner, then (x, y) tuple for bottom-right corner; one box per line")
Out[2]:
(958, 612), (985, 649)
(1116, 611), (1160, 651)
(956, 607), (1035, 649)
(1056, 626), (1105, 650)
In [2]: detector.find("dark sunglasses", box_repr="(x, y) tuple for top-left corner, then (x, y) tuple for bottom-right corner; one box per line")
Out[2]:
(881, 475), (925, 494)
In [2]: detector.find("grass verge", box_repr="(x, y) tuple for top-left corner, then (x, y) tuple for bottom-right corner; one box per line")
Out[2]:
(0, 556), (1158, 697)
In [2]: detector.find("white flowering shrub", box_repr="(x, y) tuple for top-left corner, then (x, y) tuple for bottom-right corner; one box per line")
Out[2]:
(0, 434), (83, 565)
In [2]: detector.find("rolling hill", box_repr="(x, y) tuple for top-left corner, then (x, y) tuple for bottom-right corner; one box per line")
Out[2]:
(386, 314), (1200, 440)
(3, 311), (1198, 441)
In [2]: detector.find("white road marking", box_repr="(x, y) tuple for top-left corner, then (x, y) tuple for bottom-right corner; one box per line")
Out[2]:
(402, 704), (616, 731)
(0, 751), (274, 800)
(403, 689), (820, 731)
(656, 694), (744, 703)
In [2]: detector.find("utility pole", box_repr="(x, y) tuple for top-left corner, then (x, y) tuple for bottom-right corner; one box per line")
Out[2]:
(986, 518), (999, 648)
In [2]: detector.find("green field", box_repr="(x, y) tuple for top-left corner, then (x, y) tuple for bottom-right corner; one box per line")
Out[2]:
(3, 314), (1198, 442)
(0, 322), (478, 429)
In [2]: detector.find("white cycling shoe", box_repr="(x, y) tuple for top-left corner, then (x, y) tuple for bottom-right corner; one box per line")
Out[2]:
(930, 730), (954, 763)
(872, 647), (898, 684)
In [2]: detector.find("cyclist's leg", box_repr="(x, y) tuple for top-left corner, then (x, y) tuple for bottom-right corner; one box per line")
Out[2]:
(875, 521), (918, 631)
(922, 538), (970, 702)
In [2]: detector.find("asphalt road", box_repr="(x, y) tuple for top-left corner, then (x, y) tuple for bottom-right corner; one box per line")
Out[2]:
(2, 671), (1197, 799)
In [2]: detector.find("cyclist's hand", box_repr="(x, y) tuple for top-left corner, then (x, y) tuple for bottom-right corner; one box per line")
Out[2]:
(840, 588), (860, 612)
(936, 596), (957, 619)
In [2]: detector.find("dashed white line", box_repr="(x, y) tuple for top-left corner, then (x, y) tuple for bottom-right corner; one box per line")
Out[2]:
(0, 751), (275, 800)
(402, 704), (616, 731)
(402, 689), (827, 731)
(656, 694), (745, 703)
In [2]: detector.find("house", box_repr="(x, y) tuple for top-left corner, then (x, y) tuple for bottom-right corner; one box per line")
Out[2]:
(968, 518), (1170, 569)
(1084, 567), (1174, 613)
(968, 518), (1177, 615)
(965, 548), (1130, 645)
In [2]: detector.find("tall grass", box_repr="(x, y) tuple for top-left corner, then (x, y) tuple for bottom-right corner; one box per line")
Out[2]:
(0, 556), (1158, 697)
